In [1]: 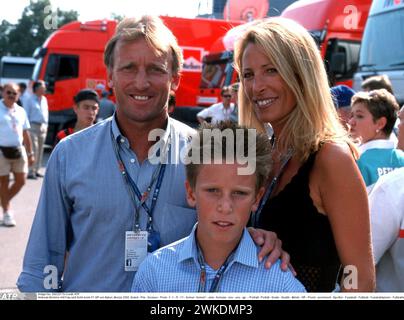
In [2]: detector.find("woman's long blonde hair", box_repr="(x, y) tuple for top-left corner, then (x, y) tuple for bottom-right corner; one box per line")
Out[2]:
(234, 17), (357, 162)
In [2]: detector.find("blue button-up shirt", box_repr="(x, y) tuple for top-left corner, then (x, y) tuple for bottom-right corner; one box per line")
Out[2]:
(17, 116), (197, 292)
(132, 225), (306, 292)
(24, 94), (48, 124)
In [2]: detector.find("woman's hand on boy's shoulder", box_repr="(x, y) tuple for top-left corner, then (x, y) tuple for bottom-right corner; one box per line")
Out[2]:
(247, 227), (296, 275)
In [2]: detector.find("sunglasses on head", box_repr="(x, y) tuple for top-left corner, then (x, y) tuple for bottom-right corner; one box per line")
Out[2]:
(6, 91), (17, 96)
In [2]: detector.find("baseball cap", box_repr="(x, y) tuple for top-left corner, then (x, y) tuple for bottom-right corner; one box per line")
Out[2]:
(330, 85), (356, 109)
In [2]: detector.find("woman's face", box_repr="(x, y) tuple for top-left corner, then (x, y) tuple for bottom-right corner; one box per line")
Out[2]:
(349, 102), (381, 143)
(241, 43), (297, 129)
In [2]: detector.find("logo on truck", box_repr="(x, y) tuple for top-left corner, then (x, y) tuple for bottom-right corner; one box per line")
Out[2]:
(182, 47), (203, 73)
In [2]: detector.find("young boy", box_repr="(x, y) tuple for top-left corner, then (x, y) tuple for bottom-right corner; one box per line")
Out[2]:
(132, 122), (305, 292)
(54, 89), (99, 145)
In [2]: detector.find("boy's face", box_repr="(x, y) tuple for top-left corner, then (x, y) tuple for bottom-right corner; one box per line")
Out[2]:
(185, 163), (264, 247)
(74, 99), (99, 126)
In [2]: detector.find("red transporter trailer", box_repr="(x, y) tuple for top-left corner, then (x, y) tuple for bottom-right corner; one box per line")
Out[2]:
(281, 0), (372, 87)
(32, 16), (242, 142)
(198, 0), (371, 106)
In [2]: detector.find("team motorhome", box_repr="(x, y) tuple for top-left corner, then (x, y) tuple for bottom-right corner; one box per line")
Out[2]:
(32, 16), (242, 141)
(198, 0), (371, 106)
(0, 56), (36, 86)
(353, 0), (404, 104)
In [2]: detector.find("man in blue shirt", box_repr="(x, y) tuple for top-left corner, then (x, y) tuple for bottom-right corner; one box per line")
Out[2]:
(18, 16), (288, 293)
(132, 122), (305, 292)
(24, 80), (48, 179)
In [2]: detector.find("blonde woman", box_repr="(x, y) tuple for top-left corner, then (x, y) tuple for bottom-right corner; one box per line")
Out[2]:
(234, 17), (375, 292)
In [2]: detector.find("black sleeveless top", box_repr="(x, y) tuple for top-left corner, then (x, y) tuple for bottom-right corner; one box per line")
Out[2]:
(257, 151), (341, 292)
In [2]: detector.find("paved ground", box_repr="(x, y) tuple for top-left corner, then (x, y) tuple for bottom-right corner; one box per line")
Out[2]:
(0, 151), (49, 291)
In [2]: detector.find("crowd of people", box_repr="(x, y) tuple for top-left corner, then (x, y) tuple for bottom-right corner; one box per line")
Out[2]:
(1, 14), (403, 293)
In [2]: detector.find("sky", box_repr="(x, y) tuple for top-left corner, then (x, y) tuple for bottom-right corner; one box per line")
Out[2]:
(3, 0), (213, 24)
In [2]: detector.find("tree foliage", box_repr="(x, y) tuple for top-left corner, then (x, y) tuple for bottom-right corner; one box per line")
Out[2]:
(0, 0), (78, 57)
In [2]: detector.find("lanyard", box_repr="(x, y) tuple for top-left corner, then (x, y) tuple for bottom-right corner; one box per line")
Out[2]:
(110, 123), (168, 231)
(251, 136), (293, 227)
(197, 244), (234, 292)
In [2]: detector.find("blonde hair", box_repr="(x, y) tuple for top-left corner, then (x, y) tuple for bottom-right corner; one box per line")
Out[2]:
(234, 17), (356, 161)
(104, 15), (183, 76)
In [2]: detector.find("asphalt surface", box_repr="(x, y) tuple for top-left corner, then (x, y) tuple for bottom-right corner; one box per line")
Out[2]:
(0, 150), (49, 291)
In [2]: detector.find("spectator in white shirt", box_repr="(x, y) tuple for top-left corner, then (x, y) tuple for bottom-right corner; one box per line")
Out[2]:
(197, 86), (236, 124)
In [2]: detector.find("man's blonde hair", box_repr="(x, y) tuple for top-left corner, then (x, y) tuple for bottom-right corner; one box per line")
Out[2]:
(234, 17), (357, 161)
(104, 15), (183, 76)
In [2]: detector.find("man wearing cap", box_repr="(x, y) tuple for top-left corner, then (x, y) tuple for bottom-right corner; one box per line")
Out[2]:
(330, 84), (355, 129)
(54, 89), (99, 145)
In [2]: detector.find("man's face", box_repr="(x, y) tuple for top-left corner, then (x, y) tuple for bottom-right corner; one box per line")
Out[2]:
(185, 163), (264, 249)
(108, 38), (179, 125)
(35, 83), (46, 96)
(2, 84), (19, 106)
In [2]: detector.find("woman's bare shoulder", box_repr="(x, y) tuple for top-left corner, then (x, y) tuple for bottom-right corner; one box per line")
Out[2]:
(316, 142), (355, 166)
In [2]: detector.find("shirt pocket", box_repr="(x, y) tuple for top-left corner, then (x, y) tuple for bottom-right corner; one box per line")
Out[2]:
(159, 203), (197, 246)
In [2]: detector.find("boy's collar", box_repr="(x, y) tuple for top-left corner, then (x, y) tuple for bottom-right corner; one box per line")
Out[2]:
(177, 224), (259, 269)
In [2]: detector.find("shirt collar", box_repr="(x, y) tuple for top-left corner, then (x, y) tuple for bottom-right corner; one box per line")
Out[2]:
(178, 224), (259, 269)
(0, 100), (17, 112)
(359, 139), (395, 154)
(231, 228), (259, 269)
(178, 223), (199, 266)
(110, 114), (172, 160)
(220, 103), (235, 112)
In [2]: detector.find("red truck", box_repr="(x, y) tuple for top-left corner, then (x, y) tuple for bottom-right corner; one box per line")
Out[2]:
(32, 16), (242, 141)
(198, 0), (371, 106)
(281, 0), (372, 87)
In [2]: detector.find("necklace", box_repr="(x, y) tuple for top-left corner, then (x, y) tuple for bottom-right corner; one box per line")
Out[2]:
(270, 134), (293, 163)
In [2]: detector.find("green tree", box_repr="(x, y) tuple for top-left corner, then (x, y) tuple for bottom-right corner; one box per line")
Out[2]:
(0, 20), (12, 58)
(2, 0), (78, 57)
(110, 13), (125, 22)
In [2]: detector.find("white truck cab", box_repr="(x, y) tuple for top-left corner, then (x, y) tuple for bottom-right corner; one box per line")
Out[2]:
(353, 0), (404, 104)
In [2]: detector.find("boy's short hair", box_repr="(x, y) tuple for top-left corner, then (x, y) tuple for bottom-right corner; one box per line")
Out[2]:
(361, 75), (394, 94)
(352, 89), (399, 136)
(185, 121), (272, 191)
(74, 89), (99, 105)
